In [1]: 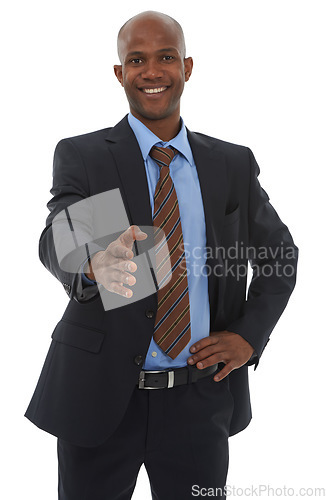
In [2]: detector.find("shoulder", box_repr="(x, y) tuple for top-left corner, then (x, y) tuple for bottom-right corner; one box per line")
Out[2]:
(53, 127), (115, 162)
(188, 129), (251, 163)
(189, 130), (248, 152)
(58, 127), (112, 147)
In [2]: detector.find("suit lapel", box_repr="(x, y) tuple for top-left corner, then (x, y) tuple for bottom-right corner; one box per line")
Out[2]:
(105, 116), (155, 251)
(187, 129), (228, 329)
(187, 129), (227, 249)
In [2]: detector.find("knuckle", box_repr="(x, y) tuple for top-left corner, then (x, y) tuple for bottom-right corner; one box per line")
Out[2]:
(109, 282), (119, 292)
(115, 270), (126, 282)
(227, 361), (235, 371)
(210, 353), (220, 364)
(109, 269), (118, 282)
(111, 282), (125, 296)
(112, 243), (122, 256)
(106, 282), (115, 293)
(116, 259), (129, 271)
(207, 345), (217, 355)
(106, 241), (116, 253)
(117, 243), (126, 254)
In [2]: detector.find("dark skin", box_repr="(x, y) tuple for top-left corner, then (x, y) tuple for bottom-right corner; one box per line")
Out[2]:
(114, 12), (192, 141)
(88, 12), (254, 382)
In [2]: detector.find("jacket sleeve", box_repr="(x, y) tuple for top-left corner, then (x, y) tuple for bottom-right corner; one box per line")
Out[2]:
(226, 148), (299, 369)
(39, 138), (104, 302)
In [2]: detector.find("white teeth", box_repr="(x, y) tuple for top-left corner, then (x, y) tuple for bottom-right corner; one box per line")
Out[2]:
(143, 87), (167, 94)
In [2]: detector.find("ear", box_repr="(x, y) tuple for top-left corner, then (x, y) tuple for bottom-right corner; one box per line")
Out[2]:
(114, 65), (124, 87)
(184, 57), (193, 82)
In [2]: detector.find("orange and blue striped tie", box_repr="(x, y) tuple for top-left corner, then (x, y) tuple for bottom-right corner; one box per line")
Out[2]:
(150, 145), (191, 359)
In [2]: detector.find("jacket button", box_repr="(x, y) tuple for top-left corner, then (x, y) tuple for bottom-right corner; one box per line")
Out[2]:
(134, 355), (143, 366)
(145, 309), (155, 319)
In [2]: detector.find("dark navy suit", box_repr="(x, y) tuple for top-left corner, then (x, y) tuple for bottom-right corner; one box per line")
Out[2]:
(25, 116), (298, 498)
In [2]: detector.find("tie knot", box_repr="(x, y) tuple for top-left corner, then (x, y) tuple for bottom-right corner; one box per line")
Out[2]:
(149, 146), (178, 168)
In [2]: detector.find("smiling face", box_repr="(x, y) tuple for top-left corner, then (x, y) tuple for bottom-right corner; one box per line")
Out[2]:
(114, 13), (193, 127)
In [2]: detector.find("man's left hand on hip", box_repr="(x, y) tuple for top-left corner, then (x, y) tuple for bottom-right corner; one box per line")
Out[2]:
(188, 331), (255, 382)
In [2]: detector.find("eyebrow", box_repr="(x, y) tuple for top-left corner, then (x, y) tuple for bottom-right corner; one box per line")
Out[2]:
(157, 47), (178, 53)
(126, 51), (143, 57)
(125, 47), (179, 59)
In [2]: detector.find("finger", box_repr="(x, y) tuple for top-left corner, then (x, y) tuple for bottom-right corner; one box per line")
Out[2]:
(120, 225), (148, 249)
(105, 268), (136, 287)
(107, 257), (138, 273)
(213, 362), (235, 382)
(189, 335), (220, 354)
(105, 281), (133, 298)
(96, 256), (137, 272)
(189, 349), (228, 368)
(109, 243), (134, 260)
(188, 344), (224, 365)
(196, 353), (222, 369)
(114, 259), (138, 273)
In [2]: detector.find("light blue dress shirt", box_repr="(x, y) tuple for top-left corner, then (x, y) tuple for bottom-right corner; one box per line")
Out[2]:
(127, 113), (210, 370)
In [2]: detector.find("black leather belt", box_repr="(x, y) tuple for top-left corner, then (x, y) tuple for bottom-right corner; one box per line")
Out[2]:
(137, 363), (220, 390)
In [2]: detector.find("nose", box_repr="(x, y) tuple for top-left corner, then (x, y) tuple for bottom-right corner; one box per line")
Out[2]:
(141, 60), (164, 80)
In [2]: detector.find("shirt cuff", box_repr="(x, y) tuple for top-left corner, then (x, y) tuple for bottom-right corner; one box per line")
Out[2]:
(81, 256), (97, 285)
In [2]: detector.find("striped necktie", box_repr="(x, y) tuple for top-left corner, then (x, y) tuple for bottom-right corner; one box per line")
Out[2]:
(150, 145), (191, 359)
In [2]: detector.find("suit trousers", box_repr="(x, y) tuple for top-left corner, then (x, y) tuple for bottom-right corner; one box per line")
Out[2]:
(57, 366), (234, 500)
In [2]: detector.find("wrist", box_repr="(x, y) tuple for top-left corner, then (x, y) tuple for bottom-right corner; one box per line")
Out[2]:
(85, 251), (103, 281)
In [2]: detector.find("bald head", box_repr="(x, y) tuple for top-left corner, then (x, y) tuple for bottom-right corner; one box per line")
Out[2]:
(117, 11), (186, 63)
(113, 10), (193, 134)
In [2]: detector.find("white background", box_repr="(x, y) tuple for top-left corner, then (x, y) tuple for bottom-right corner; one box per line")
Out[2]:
(1, 0), (325, 498)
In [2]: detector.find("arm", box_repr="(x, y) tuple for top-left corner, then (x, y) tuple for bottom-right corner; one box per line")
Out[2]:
(188, 148), (299, 377)
(40, 139), (148, 301)
(226, 148), (298, 361)
(39, 139), (104, 301)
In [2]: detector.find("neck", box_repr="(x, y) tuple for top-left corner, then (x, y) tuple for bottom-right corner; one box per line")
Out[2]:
(130, 110), (181, 142)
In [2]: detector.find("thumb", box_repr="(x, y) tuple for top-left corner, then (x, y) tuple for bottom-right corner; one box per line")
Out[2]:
(130, 225), (148, 241)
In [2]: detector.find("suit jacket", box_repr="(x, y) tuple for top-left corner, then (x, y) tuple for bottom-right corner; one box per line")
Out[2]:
(25, 115), (298, 447)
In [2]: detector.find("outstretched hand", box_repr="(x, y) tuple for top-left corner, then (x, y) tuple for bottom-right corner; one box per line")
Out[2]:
(85, 225), (147, 297)
(187, 331), (255, 382)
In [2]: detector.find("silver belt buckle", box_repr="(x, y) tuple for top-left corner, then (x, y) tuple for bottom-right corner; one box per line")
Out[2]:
(138, 369), (175, 389)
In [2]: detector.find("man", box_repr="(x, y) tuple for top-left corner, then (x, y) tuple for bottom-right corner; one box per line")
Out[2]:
(25, 10), (298, 500)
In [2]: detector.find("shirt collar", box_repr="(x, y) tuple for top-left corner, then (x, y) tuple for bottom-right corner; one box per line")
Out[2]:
(128, 112), (194, 166)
